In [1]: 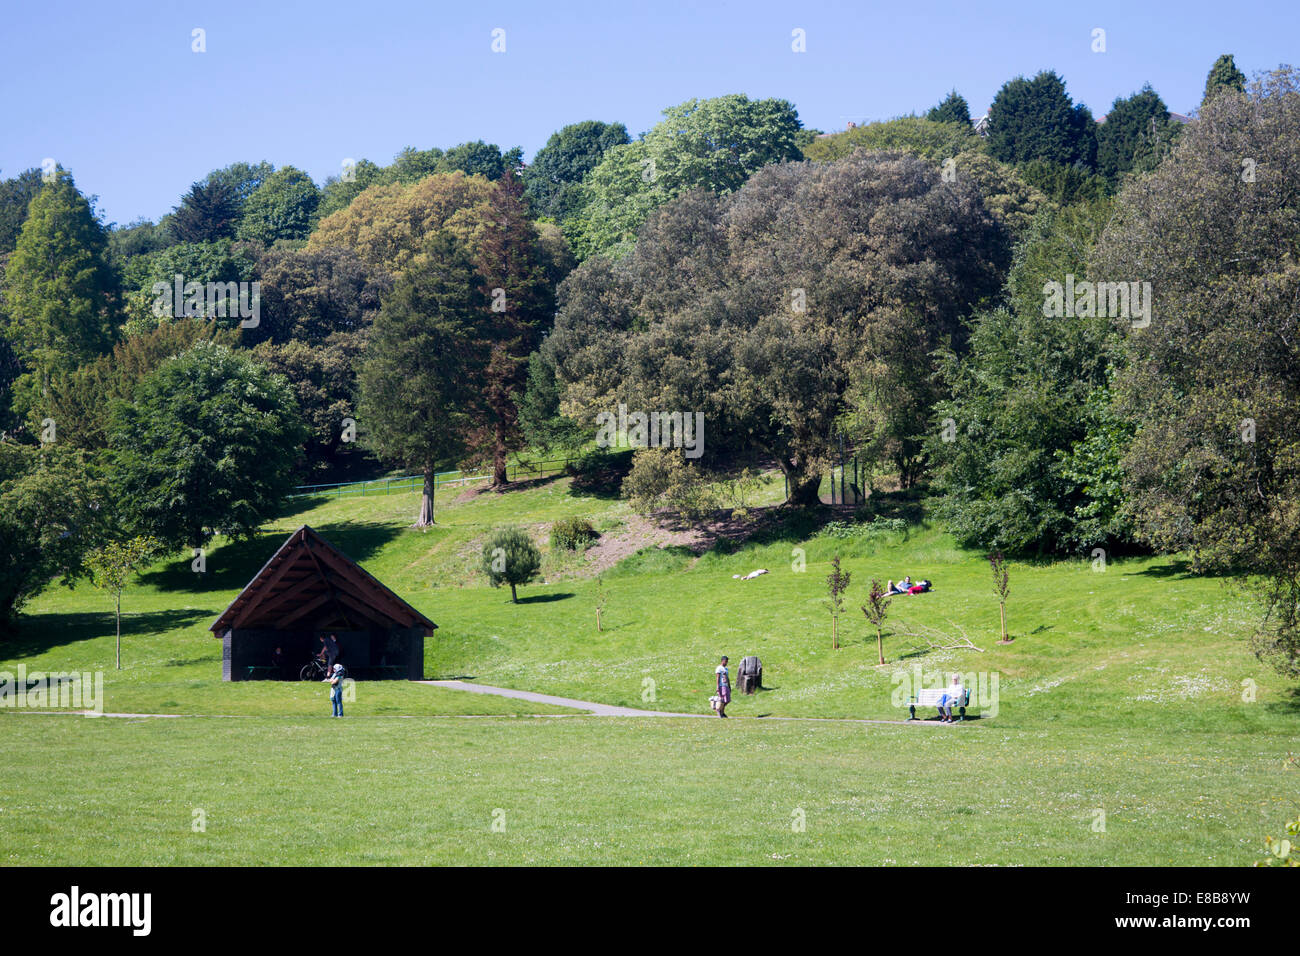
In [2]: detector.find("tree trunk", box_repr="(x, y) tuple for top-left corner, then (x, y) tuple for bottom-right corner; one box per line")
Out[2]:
(510, 582), (518, 603)
(999, 602), (1008, 642)
(785, 468), (823, 507)
(876, 627), (884, 665)
(115, 592), (121, 670)
(415, 463), (436, 527)
(492, 424), (509, 487)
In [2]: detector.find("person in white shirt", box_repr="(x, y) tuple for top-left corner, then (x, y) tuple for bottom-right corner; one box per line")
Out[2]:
(714, 656), (731, 718)
(938, 674), (964, 722)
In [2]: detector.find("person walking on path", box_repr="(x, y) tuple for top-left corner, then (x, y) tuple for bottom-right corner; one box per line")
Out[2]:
(715, 656), (732, 718)
(329, 663), (345, 717)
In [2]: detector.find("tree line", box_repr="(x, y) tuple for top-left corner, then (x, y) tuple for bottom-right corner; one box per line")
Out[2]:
(2, 54), (1296, 681)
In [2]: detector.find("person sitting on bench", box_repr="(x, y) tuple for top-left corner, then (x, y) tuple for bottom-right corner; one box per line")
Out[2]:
(938, 674), (965, 723)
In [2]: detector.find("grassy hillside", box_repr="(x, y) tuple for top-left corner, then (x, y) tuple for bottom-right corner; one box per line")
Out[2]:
(2, 473), (1296, 865)
(9, 473), (1292, 729)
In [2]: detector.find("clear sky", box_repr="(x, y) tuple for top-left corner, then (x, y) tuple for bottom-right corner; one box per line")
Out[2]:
(2, 0), (1295, 225)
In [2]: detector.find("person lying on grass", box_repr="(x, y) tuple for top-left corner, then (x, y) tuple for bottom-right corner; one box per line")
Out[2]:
(888, 577), (933, 595)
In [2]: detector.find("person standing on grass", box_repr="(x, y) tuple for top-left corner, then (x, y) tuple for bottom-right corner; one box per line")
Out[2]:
(329, 663), (345, 717)
(715, 656), (732, 718)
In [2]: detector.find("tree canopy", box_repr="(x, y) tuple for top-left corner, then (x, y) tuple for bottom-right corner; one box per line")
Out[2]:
(108, 341), (306, 550)
(564, 94), (805, 259)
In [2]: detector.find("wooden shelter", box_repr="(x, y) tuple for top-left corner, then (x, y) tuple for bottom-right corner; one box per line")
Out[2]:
(210, 525), (435, 681)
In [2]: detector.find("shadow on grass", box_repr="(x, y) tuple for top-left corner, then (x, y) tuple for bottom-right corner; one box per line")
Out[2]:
(138, 521), (403, 593)
(515, 592), (575, 605)
(4, 608), (212, 659)
(568, 449), (635, 500)
(1265, 686), (1300, 717)
(1129, 558), (1232, 581)
(855, 488), (928, 525)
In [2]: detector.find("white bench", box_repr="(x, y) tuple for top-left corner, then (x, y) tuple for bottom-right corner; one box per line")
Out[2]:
(908, 686), (970, 721)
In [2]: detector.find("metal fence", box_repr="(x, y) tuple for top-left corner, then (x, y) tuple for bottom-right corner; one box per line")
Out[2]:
(290, 455), (589, 500)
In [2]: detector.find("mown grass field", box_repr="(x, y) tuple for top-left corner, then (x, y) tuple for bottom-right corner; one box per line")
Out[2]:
(5, 718), (1289, 866)
(2, 473), (1297, 865)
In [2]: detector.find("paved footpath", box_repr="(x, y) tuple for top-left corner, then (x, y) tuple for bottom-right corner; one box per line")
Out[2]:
(5, 681), (949, 726)
(419, 680), (938, 726)
(418, 679), (704, 717)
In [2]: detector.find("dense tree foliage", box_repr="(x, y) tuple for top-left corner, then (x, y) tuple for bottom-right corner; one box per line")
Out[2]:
(42, 320), (238, 450)
(1, 172), (117, 417)
(1096, 86), (1178, 182)
(1203, 53), (1247, 106)
(170, 178), (240, 243)
(0, 443), (105, 623)
(1093, 67), (1300, 675)
(308, 171), (497, 276)
(927, 90), (972, 126)
(518, 349), (590, 454)
(236, 166), (320, 244)
(929, 201), (1132, 554)
(0, 168), (42, 255)
(549, 151), (1007, 503)
(118, 238), (259, 334)
(986, 71), (1097, 169)
(356, 234), (482, 526)
(107, 341), (306, 550)
(523, 120), (630, 221)
(463, 173), (558, 485)
(565, 94), (805, 259)
(802, 116), (979, 163)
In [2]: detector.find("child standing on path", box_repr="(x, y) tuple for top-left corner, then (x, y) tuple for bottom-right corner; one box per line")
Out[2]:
(715, 656), (731, 718)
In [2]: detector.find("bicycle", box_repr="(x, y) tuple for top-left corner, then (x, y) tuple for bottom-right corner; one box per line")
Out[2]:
(299, 656), (330, 682)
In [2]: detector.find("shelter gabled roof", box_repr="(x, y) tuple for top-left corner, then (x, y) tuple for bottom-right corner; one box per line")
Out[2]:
(210, 525), (435, 635)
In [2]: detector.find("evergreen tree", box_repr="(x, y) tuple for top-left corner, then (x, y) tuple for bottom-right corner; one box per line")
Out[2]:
(929, 200), (1132, 555)
(468, 171), (556, 486)
(987, 71), (1096, 169)
(926, 90), (971, 126)
(356, 233), (481, 527)
(1097, 86), (1175, 182)
(1, 170), (117, 406)
(1202, 54), (1247, 106)
(0, 168), (43, 255)
(518, 350), (590, 454)
(170, 179), (239, 242)
(480, 526), (541, 603)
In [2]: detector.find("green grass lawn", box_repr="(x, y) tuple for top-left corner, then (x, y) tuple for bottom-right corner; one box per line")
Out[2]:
(2, 716), (1290, 866)
(2, 474), (1297, 864)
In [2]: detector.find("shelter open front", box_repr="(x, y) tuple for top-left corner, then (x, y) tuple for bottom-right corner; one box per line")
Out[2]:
(210, 526), (435, 681)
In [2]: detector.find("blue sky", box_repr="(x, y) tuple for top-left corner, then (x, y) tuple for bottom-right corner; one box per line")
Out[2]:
(2, 0), (1295, 225)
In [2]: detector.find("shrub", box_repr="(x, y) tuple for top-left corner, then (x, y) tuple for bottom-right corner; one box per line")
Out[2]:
(819, 517), (908, 540)
(480, 526), (542, 603)
(622, 448), (717, 520)
(550, 516), (597, 551)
